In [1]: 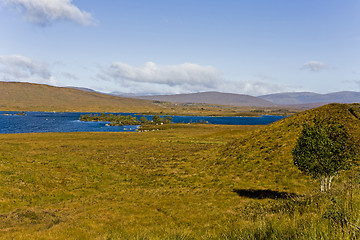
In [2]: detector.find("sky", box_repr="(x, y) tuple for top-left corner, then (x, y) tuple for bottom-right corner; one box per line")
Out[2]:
(0, 0), (360, 96)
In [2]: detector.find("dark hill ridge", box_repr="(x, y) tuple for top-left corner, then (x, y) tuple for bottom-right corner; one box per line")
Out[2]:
(259, 91), (360, 105)
(216, 103), (360, 192)
(0, 82), (161, 112)
(134, 91), (276, 107)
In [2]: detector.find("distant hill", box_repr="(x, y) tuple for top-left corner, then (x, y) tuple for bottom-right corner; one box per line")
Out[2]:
(218, 103), (360, 190)
(8, 82), (358, 112)
(130, 91), (360, 108)
(0, 82), (162, 112)
(65, 86), (99, 93)
(259, 91), (360, 105)
(134, 91), (275, 107)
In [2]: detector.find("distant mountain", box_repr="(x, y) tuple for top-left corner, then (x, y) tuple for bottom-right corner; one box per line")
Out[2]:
(109, 92), (142, 98)
(61, 87), (360, 108)
(0, 82), (162, 112)
(134, 91), (275, 107)
(66, 86), (99, 93)
(259, 91), (360, 105)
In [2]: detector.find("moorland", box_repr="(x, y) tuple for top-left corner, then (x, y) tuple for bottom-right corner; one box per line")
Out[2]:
(0, 103), (359, 239)
(1, 82), (360, 239)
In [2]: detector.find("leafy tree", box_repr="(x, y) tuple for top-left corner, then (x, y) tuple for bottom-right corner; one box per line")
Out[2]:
(164, 116), (173, 124)
(152, 115), (162, 124)
(292, 121), (357, 192)
(140, 116), (148, 123)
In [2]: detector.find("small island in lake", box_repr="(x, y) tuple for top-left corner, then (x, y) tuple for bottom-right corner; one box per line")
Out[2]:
(15, 111), (26, 116)
(1, 111), (26, 116)
(79, 113), (173, 126)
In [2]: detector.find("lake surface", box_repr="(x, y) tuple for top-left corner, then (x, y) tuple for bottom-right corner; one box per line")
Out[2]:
(0, 111), (285, 134)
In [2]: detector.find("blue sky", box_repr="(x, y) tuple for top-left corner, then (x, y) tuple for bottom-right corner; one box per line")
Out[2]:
(0, 0), (359, 96)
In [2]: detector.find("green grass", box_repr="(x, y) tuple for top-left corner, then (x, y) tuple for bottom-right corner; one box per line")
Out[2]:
(0, 104), (360, 239)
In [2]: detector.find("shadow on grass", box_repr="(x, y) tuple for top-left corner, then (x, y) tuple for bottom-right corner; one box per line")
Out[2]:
(233, 189), (299, 200)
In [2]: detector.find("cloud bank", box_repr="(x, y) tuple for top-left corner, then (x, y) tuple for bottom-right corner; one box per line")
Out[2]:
(0, 55), (56, 85)
(104, 61), (220, 87)
(3, 0), (95, 26)
(99, 62), (222, 94)
(99, 61), (289, 96)
(301, 61), (328, 72)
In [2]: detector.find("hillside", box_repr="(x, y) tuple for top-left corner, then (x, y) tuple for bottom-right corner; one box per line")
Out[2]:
(0, 82), (296, 116)
(218, 103), (360, 191)
(134, 91), (276, 107)
(259, 91), (360, 105)
(0, 82), (163, 112)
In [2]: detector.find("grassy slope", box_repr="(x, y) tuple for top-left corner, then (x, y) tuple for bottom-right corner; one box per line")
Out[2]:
(215, 103), (360, 239)
(0, 82), (162, 112)
(0, 104), (360, 239)
(220, 103), (360, 192)
(0, 82), (301, 116)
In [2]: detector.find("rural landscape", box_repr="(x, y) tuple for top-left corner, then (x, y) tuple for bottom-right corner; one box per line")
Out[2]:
(0, 82), (360, 239)
(1, 1), (360, 239)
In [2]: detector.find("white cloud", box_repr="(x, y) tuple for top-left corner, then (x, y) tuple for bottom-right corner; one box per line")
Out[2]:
(224, 81), (290, 96)
(3, 0), (95, 26)
(99, 61), (290, 96)
(301, 61), (328, 72)
(0, 55), (57, 85)
(100, 62), (222, 94)
(105, 62), (221, 87)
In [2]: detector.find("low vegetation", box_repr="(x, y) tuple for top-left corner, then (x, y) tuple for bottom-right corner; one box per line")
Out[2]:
(79, 113), (173, 126)
(0, 103), (359, 239)
(1, 111), (26, 116)
(15, 111), (26, 116)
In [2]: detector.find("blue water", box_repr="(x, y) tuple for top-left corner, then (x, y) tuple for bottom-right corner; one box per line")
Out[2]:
(0, 111), (285, 134)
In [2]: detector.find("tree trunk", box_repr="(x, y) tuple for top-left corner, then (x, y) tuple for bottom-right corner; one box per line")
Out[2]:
(328, 176), (334, 191)
(324, 177), (328, 191)
(319, 176), (334, 192)
(320, 176), (325, 192)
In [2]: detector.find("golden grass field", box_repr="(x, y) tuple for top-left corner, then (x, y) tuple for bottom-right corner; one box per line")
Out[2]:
(0, 124), (267, 239)
(1, 102), (360, 239)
